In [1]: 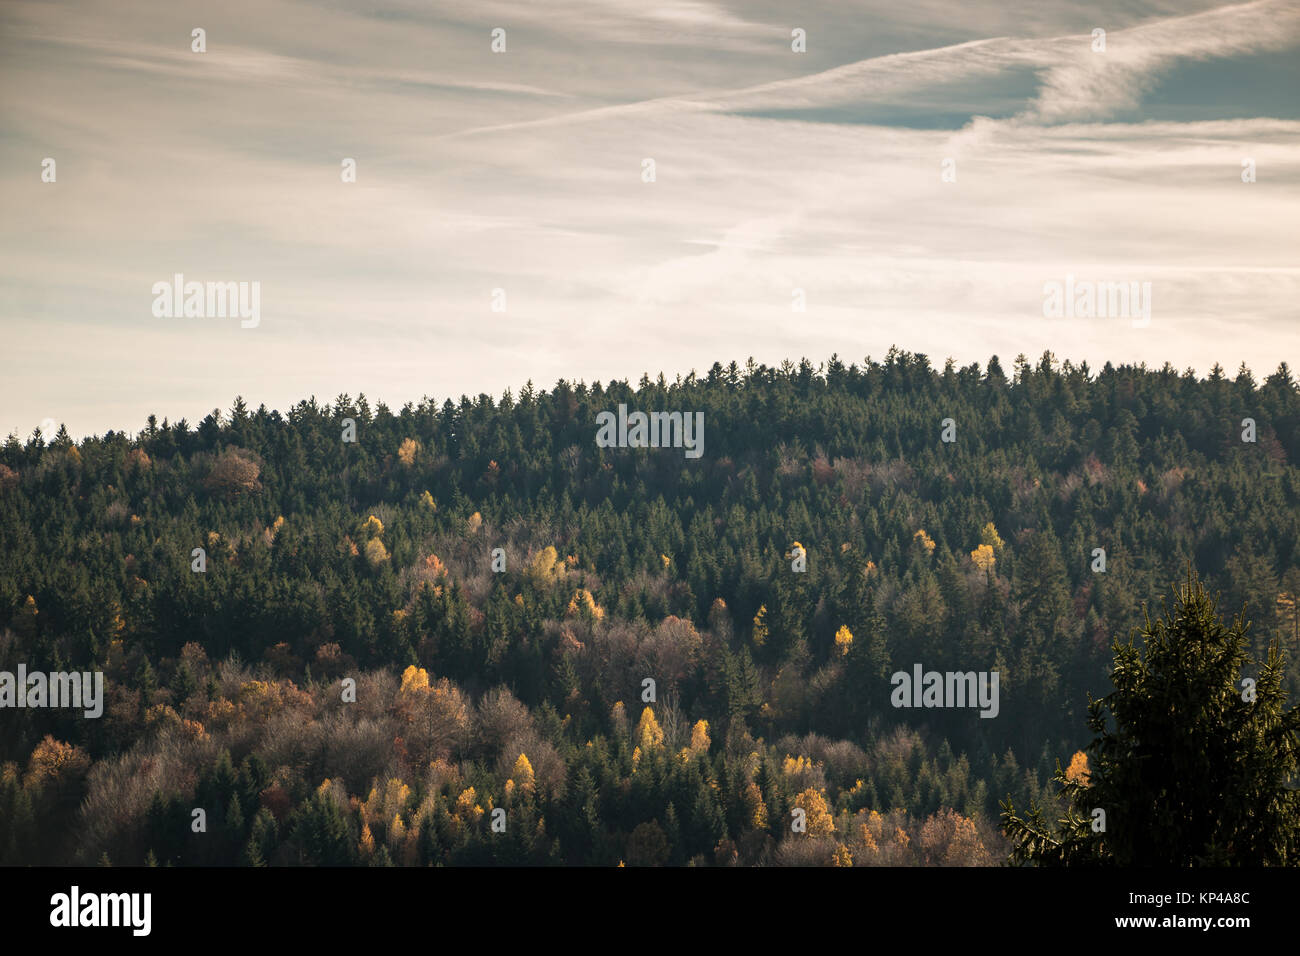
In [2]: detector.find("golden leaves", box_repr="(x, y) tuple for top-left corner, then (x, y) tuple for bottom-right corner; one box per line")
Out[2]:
(511, 753), (535, 794)
(399, 665), (430, 695)
(1065, 750), (1090, 787)
(454, 787), (484, 822)
(24, 736), (90, 790)
(566, 588), (605, 621)
(783, 754), (814, 777)
(525, 546), (564, 586)
(635, 707), (664, 752)
(970, 543), (996, 573)
(834, 625), (854, 656)
(792, 787), (835, 836)
(688, 720), (710, 754)
(397, 438), (420, 466)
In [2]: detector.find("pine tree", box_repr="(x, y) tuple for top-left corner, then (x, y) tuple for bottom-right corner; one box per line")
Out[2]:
(241, 838), (265, 867)
(1002, 571), (1300, 865)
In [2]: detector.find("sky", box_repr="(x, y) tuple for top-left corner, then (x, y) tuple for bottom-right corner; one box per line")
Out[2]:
(1, 0), (1298, 439)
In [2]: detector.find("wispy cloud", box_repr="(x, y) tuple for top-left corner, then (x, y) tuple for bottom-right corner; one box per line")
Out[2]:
(1, 0), (1296, 438)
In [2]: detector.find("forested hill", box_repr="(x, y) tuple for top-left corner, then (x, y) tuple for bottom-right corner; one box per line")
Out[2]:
(2, 349), (1298, 866)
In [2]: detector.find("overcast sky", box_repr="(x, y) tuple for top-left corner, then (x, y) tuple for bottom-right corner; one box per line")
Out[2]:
(2, 0), (1298, 439)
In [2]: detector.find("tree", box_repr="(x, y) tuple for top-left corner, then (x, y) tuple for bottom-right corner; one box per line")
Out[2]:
(751, 605), (768, 649)
(687, 720), (710, 755)
(511, 753), (536, 795)
(970, 544), (996, 575)
(791, 788), (835, 836)
(1002, 571), (1300, 865)
(364, 538), (390, 569)
(636, 707), (664, 751)
(9, 353), (1300, 867)
(979, 522), (1005, 559)
(292, 789), (355, 866)
(625, 821), (670, 866)
(203, 448), (261, 498)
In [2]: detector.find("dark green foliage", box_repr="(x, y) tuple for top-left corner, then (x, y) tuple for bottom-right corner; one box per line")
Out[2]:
(1002, 571), (1300, 865)
(1, 352), (1297, 865)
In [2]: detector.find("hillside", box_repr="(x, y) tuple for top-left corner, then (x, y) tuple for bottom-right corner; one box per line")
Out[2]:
(1, 349), (1298, 866)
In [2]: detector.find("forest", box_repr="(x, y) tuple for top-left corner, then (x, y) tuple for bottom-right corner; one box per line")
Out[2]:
(1, 349), (1298, 866)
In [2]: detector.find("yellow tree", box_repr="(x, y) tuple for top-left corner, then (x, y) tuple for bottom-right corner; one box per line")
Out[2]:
(455, 787), (484, 823)
(636, 707), (664, 751)
(970, 543), (996, 574)
(688, 720), (710, 754)
(1065, 750), (1090, 786)
(834, 625), (854, 656)
(512, 753), (535, 794)
(397, 438), (420, 466)
(525, 546), (564, 586)
(792, 788), (835, 836)
(400, 665), (430, 694)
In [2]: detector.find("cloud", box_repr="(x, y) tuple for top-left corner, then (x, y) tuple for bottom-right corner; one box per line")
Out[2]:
(1, 0), (1297, 438)
(1024, 0), (1300, 122)
(437, 0), (1300, 139)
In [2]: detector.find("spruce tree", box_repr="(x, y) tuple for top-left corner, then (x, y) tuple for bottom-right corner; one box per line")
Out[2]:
(1002, 571), (1300, 865)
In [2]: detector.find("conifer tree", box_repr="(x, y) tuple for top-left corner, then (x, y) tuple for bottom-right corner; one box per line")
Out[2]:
(1002, 571), (1300, 865)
